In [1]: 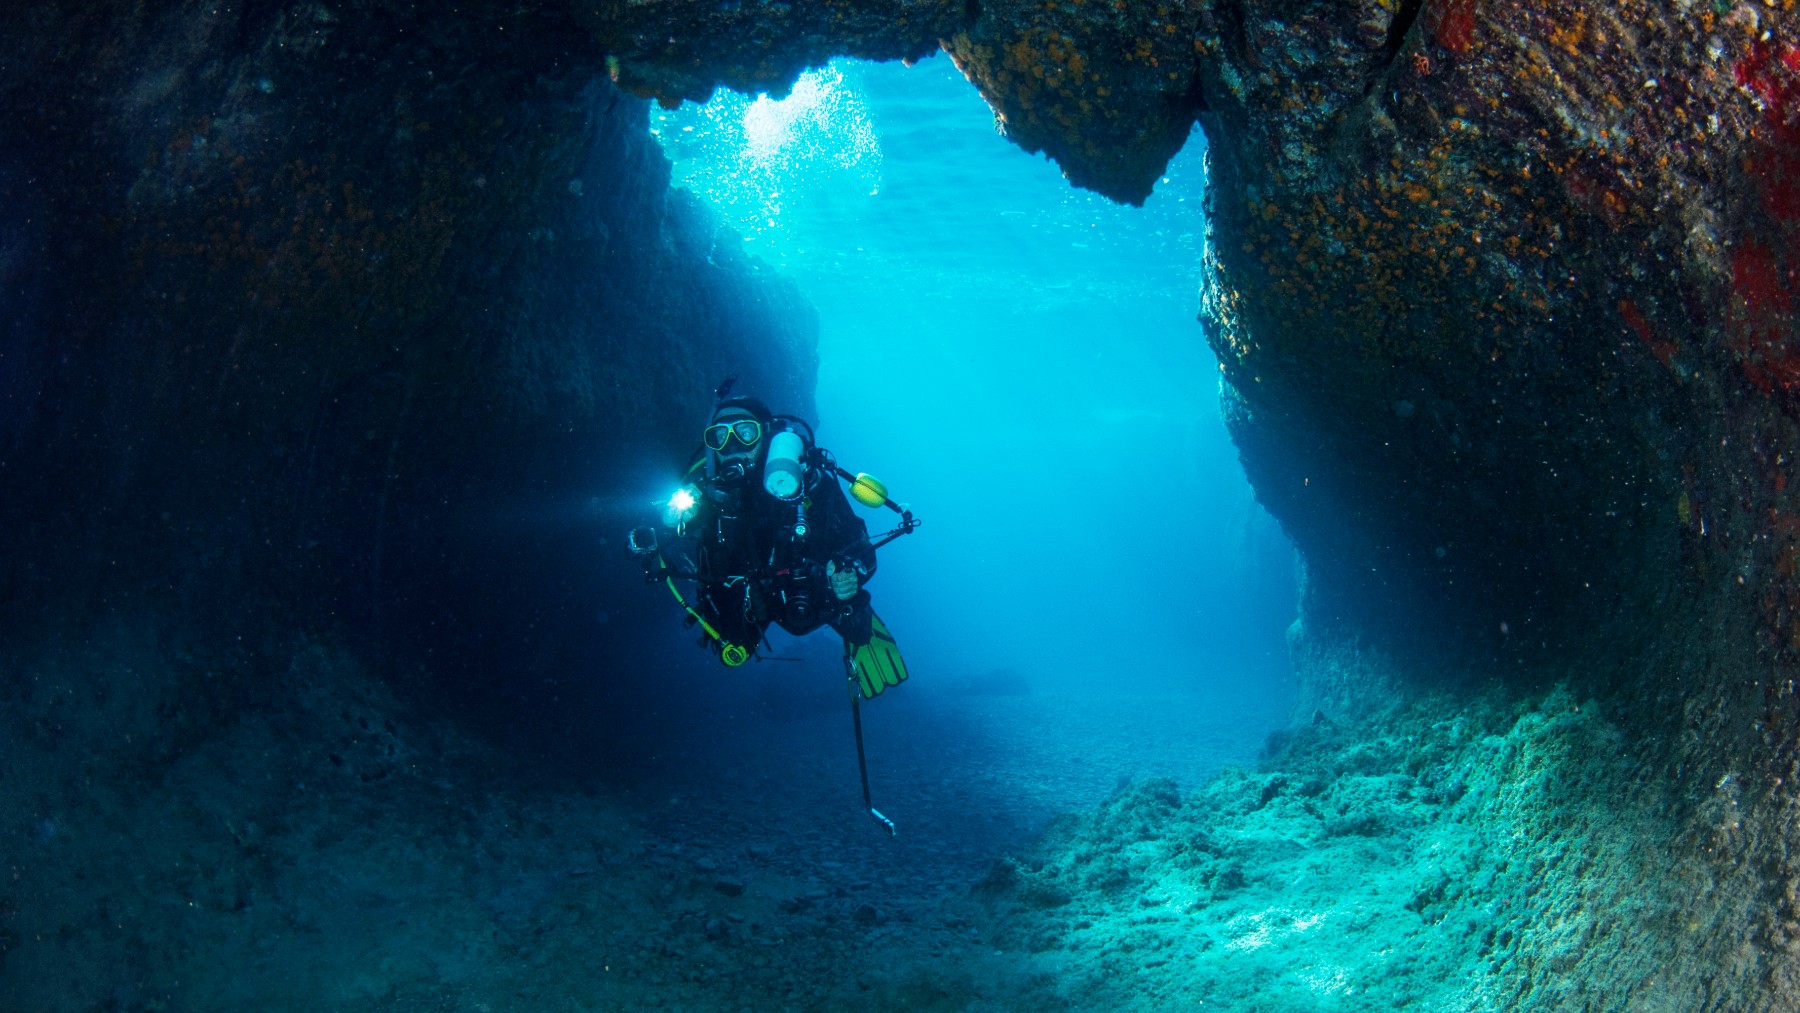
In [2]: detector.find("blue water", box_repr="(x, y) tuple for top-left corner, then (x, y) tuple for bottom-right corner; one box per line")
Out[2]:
(643, 56), (1299, 847)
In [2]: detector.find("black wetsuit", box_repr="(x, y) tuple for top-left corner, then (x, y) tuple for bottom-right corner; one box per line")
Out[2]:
(676, 458), (877, 658)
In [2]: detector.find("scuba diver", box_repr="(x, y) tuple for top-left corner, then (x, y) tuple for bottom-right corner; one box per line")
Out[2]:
(627, 381), (919, 700)
(627, 382), (921, 834)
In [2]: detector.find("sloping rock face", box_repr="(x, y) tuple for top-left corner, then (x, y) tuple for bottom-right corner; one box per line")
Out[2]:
(0, 3), (816, 729)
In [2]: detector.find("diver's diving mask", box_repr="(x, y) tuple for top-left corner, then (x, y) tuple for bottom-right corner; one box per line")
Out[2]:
(704, 419), (763, 451)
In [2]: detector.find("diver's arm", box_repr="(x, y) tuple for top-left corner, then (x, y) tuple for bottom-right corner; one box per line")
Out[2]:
(837, 533), (876, 583)
(814, 476), (877, 581)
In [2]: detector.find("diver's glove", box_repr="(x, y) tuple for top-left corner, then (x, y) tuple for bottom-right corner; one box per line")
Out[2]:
(827, 559), (859, 600)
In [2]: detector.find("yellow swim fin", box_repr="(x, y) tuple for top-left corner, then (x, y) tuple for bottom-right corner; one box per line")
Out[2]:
(847, 612), (908, 699)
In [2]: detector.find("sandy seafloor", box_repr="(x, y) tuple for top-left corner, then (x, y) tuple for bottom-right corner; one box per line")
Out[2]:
(2, 625), (1299, 1013)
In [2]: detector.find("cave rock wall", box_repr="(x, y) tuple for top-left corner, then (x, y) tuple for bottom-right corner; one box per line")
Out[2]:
(0, 2), (817, 707)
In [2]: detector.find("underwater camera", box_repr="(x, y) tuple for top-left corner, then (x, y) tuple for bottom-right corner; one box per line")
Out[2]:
(784, 586), (815, 625)
(627, 526), (658, 556)
(771, 561), (835, 633)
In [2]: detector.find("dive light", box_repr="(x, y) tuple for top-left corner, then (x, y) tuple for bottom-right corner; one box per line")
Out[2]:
(662, 484), (699, 527)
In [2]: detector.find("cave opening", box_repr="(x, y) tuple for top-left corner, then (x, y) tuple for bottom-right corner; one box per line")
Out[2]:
(617, 55), (1301, 850)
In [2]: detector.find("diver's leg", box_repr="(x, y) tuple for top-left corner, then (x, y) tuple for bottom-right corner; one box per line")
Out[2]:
(835, 594), (906, 697)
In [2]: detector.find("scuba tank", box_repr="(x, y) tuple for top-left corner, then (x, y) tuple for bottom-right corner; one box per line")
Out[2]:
(762, 424), (806, 501)
(764, 417), (831, 633)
